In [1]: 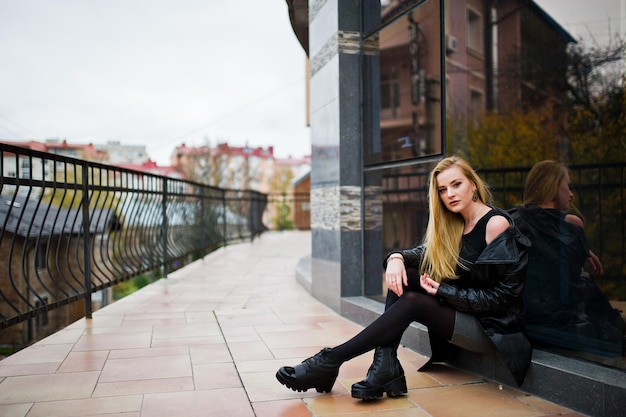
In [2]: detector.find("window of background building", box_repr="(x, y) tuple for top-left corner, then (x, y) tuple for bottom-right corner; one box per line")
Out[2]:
(380, 69), (400, 119)
(467, 8), (482, 54)
(469, 89), (483, 125)
(20, 157), (31, 179)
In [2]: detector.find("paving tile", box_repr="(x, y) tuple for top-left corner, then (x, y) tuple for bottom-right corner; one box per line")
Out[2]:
(84, 325), (152, 335)
(405, 369), (444, 389)
(0, 372), (99, 404)
(254, 322), (325, 334)
(317, 319), (371, 335)
(331, 408), (432, 417)
(66, 316), (123, 329)
(189, 343), (232, 364)
(150, 335), (225, 347)
(193, 362), (241, 389)
(93, 377), (194, 397)
(152, 322), (221, 339)
(120, 317), (187, 327)
(237, 357), (300, 373)
(407, 384), (541, 417)
(215, 312), (284, 328)
(99, 355), (191, 383)
(73, 331), (152, 351)
(0, 403), (32, 417)
(228, 340), (274, 362)
(305, 394), (416, 415)
(397, 347), (429, 362)
(184, 311), (218, 323)
(514, 393), (582, 416)
(0, 362), (59, 377)
(107, 345), (188, 359)
(271, 346), (334, 360)
(35, 328), (84, 345)
(141, 388), (255, 417)
(25, 395), (141, 417)
(0, 343), (73, 365)
(58, 350), (109, 373)
(251, 399), (312, 417)
(416, 363), (484, 385)
(260, 328), (347, 349)
(220, 325), (263, 343)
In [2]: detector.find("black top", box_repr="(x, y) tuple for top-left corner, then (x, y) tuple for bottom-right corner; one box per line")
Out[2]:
(458, 208), (498, 277)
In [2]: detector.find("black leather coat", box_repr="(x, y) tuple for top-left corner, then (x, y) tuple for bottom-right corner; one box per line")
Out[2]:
(396, 208), (532, 386)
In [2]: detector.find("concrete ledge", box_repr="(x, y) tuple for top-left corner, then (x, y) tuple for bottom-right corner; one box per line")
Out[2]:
(340, 295), (626, 417)
(295, 254), (312, 293)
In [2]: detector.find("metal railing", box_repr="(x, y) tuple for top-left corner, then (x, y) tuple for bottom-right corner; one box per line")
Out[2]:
(381, 161), (626, 293)
(0, 144), (267, 340)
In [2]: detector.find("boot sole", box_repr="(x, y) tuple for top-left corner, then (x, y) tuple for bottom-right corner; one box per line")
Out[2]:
(275, 370), (335, 393)
(351, 375), (407, 400)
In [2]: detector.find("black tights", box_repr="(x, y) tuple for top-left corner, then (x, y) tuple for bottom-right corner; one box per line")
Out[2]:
(330, 268), (455, 362)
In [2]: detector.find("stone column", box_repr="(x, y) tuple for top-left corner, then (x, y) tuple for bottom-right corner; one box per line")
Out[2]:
(308, 0), (379, 311)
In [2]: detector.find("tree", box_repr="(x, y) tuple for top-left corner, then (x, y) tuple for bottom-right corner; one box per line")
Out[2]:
(448, 34), (626, 169)
(565, 36), (625, 163)
(269, 165), (295, 231)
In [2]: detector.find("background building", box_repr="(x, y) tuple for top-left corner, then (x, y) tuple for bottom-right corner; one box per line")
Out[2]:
(94, 140), (149, 165)
(171, 142), (311, 229)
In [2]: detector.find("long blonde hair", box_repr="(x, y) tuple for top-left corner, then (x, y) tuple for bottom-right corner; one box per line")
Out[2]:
(420, 156), (491, 282)
(523, 160), (567, 205)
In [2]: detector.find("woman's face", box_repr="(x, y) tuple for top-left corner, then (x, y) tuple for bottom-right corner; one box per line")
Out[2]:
(436, 165), (475, 214)
(555, 172), (574, 211)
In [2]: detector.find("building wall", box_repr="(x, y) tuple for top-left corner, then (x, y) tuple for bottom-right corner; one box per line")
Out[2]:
(293, 174), (310, 230)
(308, 0), (372, 311)
(305, 1), (625, 414)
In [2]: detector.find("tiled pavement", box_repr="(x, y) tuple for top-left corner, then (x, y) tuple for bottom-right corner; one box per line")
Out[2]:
(0, 231), (587, 417)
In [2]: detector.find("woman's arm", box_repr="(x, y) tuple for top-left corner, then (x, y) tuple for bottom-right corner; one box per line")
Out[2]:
(564, 213), (604, 278)
(383, 245), (425, 296)
(436, 223), (528, 314)
(436, 265), (525, 314)
(485, 215), (509, 244)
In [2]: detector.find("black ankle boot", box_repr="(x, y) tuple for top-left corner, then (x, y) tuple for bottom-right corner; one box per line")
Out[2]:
(351, 346), (407, 400)
(276, 348), (342, 393)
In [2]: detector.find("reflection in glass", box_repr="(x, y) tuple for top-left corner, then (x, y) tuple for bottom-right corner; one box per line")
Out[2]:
(363, 0), (625, 370)
(365, 0), (443, 165)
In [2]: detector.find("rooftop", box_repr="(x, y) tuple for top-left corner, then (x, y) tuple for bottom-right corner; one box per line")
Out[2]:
(0, 231), (586, 417)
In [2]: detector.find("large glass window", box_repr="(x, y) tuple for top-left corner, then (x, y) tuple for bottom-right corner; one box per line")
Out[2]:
(363, 0), (444, 165)
(363, 0), (625, 371)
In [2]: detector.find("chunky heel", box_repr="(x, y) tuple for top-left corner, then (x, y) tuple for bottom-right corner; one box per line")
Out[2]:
(351, 346), (407, 400)
(384, 375), (408, 397)
(315, 383), (334, 393)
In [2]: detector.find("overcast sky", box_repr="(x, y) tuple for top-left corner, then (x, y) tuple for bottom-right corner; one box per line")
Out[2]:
(0, 1), (623, 166)
(0, 0), (309, 164)
(535, 0), (622, 46)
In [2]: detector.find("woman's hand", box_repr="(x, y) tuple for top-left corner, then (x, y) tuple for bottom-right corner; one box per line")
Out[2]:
(587, 250), (604, 279)
(385, 258), (407, 296)
(420, 273), (439, 296)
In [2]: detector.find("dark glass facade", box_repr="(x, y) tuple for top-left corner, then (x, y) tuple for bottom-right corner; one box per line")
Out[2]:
(362, 0), (625, 371)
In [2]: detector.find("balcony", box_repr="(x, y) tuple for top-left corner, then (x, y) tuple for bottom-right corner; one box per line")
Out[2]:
(0, 230), (588, 417)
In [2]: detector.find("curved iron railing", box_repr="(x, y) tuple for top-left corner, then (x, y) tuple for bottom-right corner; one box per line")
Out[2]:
(0, 143), (267, 338)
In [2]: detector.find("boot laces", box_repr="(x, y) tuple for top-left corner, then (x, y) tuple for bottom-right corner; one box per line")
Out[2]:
(304, 348), (332, 368)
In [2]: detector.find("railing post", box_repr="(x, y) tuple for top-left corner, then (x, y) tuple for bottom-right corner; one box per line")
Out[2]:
(222, 191), (227, 248)
(161, 177), (168, 278)
(200, 187), (206, 251)
(81, 163), (92, 319)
